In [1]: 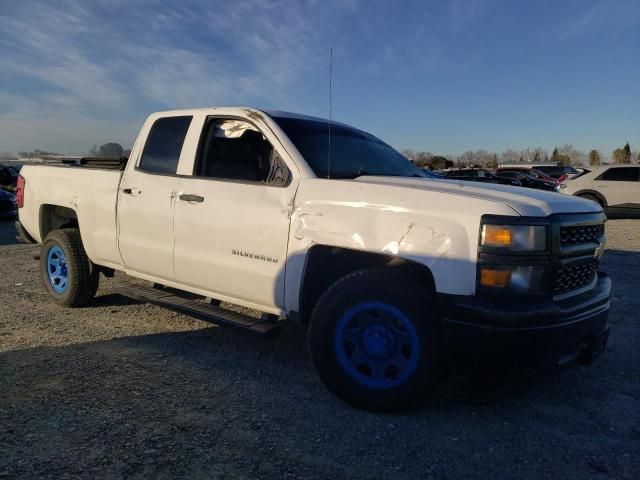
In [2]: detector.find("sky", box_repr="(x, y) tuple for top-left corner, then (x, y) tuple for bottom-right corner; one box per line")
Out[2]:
(0, 0), (638, 156)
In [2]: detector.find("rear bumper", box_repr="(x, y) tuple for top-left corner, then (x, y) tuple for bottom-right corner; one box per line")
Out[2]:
(439, 272), (611, 377)
(15, 220), (37, 244)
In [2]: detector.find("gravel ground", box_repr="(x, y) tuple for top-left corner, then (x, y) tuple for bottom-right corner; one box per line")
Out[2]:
(1, 219), (639, 479)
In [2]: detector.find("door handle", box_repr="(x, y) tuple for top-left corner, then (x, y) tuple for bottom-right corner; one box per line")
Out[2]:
(122, 188), (141, 196)
(179, 194), (204, 203)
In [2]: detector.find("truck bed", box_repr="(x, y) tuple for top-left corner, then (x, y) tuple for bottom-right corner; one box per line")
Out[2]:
(18, 164), (124, 269)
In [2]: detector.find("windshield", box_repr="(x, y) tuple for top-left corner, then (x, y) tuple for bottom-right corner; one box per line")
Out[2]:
(273, 116), (426, 179)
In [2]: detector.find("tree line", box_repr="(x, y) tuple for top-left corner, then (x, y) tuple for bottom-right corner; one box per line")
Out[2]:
(403, 142), (639, 170)
(12, 141), (640, 169)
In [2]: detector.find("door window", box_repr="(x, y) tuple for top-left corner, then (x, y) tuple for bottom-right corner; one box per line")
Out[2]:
(596, 167), (639, 182)
(194, 118), (291, 186)
(138, 116), (193, 174)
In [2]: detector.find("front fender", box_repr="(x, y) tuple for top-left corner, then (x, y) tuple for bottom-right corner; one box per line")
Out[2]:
(282, 179), (520, 313)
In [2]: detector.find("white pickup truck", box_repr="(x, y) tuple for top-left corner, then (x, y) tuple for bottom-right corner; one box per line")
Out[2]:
(16, 107), (611, 411)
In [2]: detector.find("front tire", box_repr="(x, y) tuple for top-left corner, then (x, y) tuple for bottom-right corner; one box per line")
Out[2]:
(40, 229), (99, 307)
(308, 268), (442, 411)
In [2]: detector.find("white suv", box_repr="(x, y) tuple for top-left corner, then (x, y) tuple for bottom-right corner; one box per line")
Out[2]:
(562, 165), (640, 217)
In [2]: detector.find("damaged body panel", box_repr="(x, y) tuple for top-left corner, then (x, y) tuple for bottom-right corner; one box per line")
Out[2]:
(284, 177), (518, 311)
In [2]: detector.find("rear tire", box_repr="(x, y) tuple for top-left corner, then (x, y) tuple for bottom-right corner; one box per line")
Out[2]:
(40, 229), (99, 307)
(308, 268), (442, 412)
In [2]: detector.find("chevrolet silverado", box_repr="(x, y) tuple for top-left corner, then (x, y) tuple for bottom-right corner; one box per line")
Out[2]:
(15, 107), (611, 411)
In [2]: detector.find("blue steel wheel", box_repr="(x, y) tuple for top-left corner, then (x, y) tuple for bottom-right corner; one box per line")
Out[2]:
(334, 301), (420, 389)
(309, 268), (441, 412)
(46, 245), (69, 293)
(41, 229), (99, 307)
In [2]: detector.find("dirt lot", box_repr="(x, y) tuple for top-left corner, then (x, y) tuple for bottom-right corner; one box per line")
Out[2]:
(1, 219), (639, 479)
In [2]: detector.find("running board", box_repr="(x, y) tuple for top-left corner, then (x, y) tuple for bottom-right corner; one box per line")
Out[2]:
(113, 282), (281, 335)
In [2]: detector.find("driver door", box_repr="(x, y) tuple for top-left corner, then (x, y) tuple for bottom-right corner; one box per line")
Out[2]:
(172, 117), (297, 311)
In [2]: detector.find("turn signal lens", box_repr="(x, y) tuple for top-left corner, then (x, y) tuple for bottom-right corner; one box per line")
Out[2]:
(482, 226), (512, 247)
(481, 224), (546, 251)
(480, 268), (510, 288)
(479, 266), (544, 292)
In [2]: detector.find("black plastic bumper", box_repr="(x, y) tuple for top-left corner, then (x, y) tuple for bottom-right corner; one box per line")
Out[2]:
(439, 272), (611, 377)
(15, 220), (37, 244)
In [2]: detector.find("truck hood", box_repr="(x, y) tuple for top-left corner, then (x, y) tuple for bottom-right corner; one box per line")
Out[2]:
(353, 176), (601, 217)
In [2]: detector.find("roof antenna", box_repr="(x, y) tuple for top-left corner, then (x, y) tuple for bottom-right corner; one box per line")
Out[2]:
(327, 47), (333, 179)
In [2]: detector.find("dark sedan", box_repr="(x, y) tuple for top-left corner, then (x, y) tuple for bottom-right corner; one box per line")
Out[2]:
(0, 189), (17, 220)
(443, 168), (521, 186)
(495, 170), (558, 191)
(531, 165), (580, 181)
(0, 165), (20, 188)
(495, 167), (558, 185)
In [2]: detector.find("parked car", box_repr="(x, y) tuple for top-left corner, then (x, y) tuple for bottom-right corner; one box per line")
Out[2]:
(15, 107), (611, 411)
(498, 164), (581, 183)
(421, 168), (442, 179)
(443, 168), (521, 186)
(561, 164), (640, 217)
(495, 170), (558, 191)
(530, 165), (581, 182)
(0, 164), (20, 188)
(495, 167), (558, 185)
(0, 188), (17, 219)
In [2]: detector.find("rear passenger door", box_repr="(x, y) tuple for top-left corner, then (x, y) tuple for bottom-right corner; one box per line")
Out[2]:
(172, 116), (297, 311)
(117, 115), (193, 280)
(593, 167), (640, 209)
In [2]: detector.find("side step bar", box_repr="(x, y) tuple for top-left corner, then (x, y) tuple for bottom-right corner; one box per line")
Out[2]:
(113, 282), (281, 335)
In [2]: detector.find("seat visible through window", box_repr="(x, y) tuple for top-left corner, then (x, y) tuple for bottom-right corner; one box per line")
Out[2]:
(196, 119), (289, 185)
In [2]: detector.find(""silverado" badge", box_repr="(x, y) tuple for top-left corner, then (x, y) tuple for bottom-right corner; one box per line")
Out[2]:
(232, 249), (279, 264)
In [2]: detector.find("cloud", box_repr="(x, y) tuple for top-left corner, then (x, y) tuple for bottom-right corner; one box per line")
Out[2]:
(540, 0), (640, 41)
(0, 0), (339, 151)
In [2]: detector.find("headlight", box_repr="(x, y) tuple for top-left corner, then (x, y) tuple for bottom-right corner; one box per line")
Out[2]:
(479, 265), (545, 293)
(481, 224), (546, 252)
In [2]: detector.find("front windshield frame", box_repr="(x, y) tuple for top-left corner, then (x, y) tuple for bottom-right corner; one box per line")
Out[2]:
(272, 116), (427, 180)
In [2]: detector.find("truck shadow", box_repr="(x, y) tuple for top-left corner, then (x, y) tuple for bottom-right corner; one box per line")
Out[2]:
(91, 293), (140, 307)
(2, 239), (636, 477)
(81, 246), (638, 409)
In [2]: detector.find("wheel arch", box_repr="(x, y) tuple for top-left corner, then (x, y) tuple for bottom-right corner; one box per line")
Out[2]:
(39, 204), (79, 239)
(574, 189), (608, 208)
(297, 245), (436, 326)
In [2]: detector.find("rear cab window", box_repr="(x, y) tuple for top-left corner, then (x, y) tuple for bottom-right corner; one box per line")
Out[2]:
(138, 116), (193, 174)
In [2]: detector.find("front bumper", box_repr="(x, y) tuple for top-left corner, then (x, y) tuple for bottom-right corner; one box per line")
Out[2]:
(439, 272), (611, 377)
